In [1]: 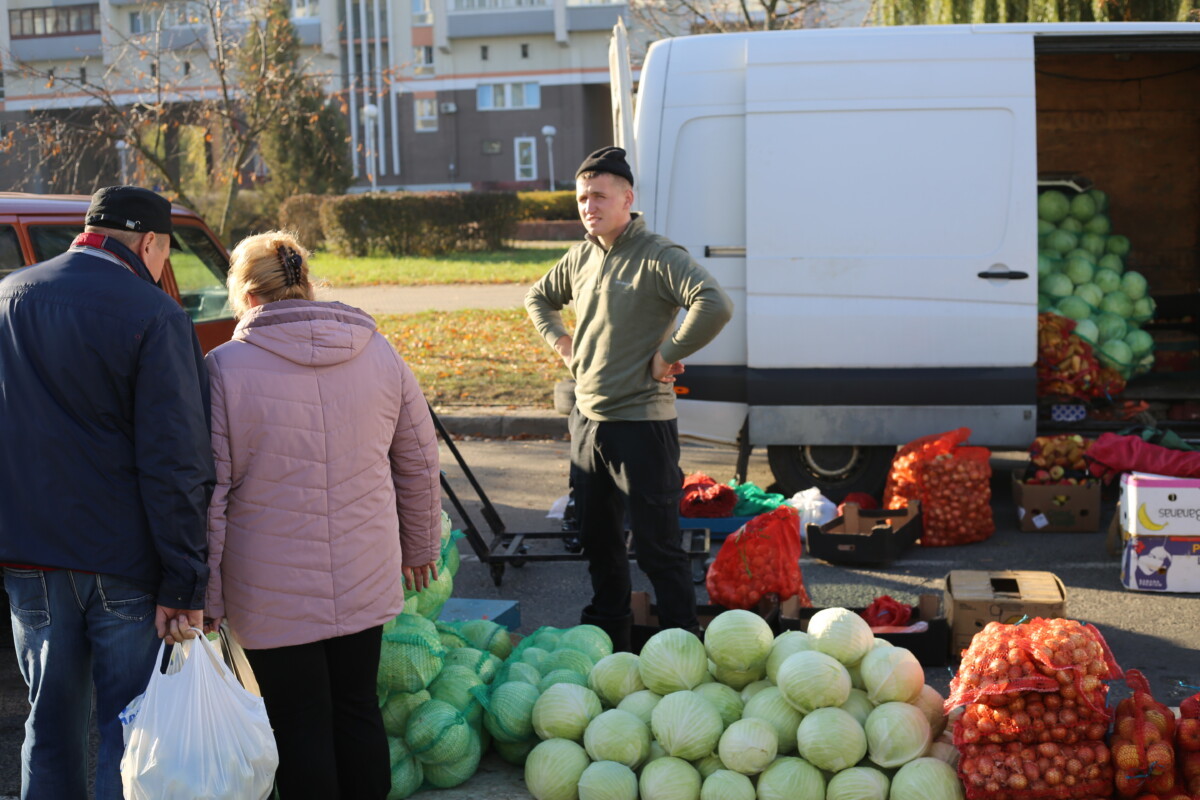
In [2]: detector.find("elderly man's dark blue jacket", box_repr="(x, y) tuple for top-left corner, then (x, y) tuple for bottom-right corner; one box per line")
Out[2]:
(0, 236), (214, 609)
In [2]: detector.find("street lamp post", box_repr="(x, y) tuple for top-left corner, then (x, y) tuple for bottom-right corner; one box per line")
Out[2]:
(363, 104), (379, 190)
(541, 124), (557, 190)
(115, 139), (130, 184)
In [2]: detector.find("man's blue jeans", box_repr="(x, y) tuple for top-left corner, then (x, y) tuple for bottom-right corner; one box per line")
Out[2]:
(2, 568), (161, 800)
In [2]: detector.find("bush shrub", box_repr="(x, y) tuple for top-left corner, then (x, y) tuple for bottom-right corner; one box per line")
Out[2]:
(279, 194), (331, 252)
(517, 191), (576, 221)
(320, 191), (520, 257)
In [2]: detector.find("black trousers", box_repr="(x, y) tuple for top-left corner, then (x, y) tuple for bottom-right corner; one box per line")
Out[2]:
(569, 408), (698, 631)
(244, 625), (390, 800)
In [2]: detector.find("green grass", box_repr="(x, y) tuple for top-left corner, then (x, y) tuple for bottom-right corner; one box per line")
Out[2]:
(309, 247), (567, 288)
(377, 308), (575, 406)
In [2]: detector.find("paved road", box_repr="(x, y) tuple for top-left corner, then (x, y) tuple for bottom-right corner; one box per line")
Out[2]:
(314, 282), (530, 314)
(3, 440), (1198, 797)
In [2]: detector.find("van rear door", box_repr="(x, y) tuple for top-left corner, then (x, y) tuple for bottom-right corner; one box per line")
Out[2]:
(743, 28), (1038, 447)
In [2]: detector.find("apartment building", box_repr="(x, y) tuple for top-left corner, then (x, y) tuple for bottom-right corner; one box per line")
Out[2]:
(0, 0), (625, 191)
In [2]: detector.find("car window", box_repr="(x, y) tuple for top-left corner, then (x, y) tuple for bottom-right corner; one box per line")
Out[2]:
(170, 226), (231, 323)
(0, 226), (23, 278)
(27, 225), (79, 264)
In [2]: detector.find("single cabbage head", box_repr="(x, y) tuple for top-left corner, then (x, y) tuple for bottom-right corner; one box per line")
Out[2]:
(755, 756), (826, 800)
(588, 652), (645, 707)
(1045, 229), (1078, 255)
(1101, 291), (1134, 318)
(583, 709), (650, 769)
(1080, 231), (1106, 256)
(638, 757), (701, 800)
(560, 625), (613, 663)
(483, 680), (540, 743)
(806, 607), (874, 665)
(650, 690), (725, 761)
(911, 685), (948, 738)
(838, 688), (875, 727)
(700, 769), (755, 800)
(1038, 190), (1071, 222)
(766, 631), (813, 683)
(1042, 272), (1074, 299)
(532, 682), (602, 742)
(704, 609), (774, 671)
(890, 757), (965, 800)
(860, 646), (923, 704)
(1069, 191), (1096, 221)
(864, 701), (932, 768)
(1106, 234), (1131, 257)
(1099, 339), (1133, 372)
(717, 718), (779, 775)
(615, 689), (662, 725)
(709, 661), (765, 690)
(776, 650), (852, 713)
(1064, 256), (1094, 286)
(1096, 311), (1127, 343)
(1094, 267), (1121, 293)
(578, 760), (639, 800)
(1055, 296), (1092, 322)
(524, 738), (591, 800)
(692, 752), (726, 780)
(639, 628), (708, 695)
(1073, 318), (1100, 345)
(739, 679), (774, 704)
(1126, 329), (1154, 358)
(826, 766), (890, 800)
(1121, 270), (1148, 301)
(1072, 282), (1104, 309)
(796, 707), (867, 772)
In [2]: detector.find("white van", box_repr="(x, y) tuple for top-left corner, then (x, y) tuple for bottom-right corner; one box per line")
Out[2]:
(626, 22), (1200, 498)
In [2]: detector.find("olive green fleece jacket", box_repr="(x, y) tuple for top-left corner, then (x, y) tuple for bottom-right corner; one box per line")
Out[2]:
(525, 215), (734, 422)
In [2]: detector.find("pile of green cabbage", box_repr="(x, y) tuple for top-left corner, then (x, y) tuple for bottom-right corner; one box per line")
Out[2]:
(376, 510), (514, 797)
(1036, 187), (1156, 379)
(513, 606), (965, 800)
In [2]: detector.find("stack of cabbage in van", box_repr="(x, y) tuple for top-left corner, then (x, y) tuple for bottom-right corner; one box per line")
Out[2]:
(499, 608), (963, 800)
(376, 510), (512, 796)
(1036, 188), (1155, 380)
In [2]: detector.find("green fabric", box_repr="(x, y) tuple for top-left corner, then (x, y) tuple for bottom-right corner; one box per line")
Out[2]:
(525, 215), (733, 422)
(731, 482), (787, 517)
(1119, 425), (1197, 451)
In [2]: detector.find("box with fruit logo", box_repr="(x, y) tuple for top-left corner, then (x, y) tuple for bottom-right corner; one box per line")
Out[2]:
(1013, 469), (1101, 532)
(1119, 533), (1200, 593)
(1118, 471), (1200, 536)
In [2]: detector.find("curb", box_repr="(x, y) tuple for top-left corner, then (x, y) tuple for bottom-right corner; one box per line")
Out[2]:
(433, 406), (568, 438)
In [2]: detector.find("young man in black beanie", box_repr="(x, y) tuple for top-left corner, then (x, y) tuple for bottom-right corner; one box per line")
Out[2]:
(526, 147), (734, 649)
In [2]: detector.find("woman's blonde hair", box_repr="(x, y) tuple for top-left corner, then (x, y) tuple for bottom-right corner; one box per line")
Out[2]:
(227, 230), (314, 318)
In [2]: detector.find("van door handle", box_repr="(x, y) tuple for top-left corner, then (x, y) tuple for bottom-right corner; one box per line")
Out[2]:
(977, 266), (1029, 280)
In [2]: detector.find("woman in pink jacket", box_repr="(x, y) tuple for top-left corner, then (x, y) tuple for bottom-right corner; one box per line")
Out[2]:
(203, 231), (440, 800)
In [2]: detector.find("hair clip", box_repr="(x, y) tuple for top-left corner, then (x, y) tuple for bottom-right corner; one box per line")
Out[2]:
(277, 244), (303, 287)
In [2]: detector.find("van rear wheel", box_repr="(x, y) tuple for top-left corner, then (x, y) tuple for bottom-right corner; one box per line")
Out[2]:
(766, 445), (894, 503)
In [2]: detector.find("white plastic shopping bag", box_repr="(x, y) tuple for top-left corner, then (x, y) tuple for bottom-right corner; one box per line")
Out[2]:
(120, 629), (278, 800)
(786, 487), (838, 537)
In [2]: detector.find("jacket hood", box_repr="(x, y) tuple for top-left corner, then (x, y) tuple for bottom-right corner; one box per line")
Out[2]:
(233, 299), (379, 367)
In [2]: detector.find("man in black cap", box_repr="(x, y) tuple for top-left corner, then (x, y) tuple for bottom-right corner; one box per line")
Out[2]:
(0, 186), (214, 799)
(526, 147), (734, 649)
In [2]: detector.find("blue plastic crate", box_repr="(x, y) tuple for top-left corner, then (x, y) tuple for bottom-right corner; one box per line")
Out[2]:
(439, 598), (521, 630)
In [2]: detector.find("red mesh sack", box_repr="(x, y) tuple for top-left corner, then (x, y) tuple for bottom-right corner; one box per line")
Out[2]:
(954, 690), (1111, 747)
(1111, 670), (1179, 798)
(883, 427), (971, 510)
(920, 445), (995, 547)
(957, 740), (1114, 800)
(705, 506), (811, 610)
(946, 619), (1122, 715)
(1087, 432), (1200, 481)
(680, 472), (737, 518)
(1179, 690), (1200, 795)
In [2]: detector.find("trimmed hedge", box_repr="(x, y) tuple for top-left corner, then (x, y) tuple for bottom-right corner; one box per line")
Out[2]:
(320, 191), (520, 257)
(517, 191), (576, 221)
(279, 194), (331, 252)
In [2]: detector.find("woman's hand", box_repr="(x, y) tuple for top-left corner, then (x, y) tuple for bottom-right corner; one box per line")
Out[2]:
(203, 616), (223, 636)
(404, 561), (440, 592)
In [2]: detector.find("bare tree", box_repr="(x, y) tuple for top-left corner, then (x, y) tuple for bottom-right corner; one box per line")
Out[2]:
(867, 0), (1193, 25)
(630, 0), (858, 41)
(2, 0), (344, 240)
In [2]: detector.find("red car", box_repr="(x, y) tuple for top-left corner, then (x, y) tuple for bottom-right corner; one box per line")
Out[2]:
(0, 193), (235, 352)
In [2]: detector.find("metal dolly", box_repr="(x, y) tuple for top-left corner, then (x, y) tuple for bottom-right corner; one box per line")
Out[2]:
(431, 407), (711, 587)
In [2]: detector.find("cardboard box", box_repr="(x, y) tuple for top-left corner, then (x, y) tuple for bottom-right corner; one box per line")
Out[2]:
(1012, 470), (1101, 532)
(945, 570), (1066, 654)
(806, 502), (922, 565)
(1120, 533), (1200, 593)
(1119, 472), (1200, 536)
(780, 594), (950, 666)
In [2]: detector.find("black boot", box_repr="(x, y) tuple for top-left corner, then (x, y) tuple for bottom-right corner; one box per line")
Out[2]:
(581, 605), (633, 653)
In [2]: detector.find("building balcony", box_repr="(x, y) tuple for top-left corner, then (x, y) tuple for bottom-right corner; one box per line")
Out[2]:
(443, 0), (623, 40)
(10, 33), (102, 62)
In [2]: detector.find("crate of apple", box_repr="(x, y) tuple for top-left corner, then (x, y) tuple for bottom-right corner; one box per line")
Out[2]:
(1024, 435), (1095, 485)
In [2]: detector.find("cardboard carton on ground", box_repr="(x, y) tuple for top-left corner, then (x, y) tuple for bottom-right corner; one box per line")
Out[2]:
(1119, 472), (1200, 536)
(780, 594), (950, 666)
(944, 570), (1066, 654)
(1120, 533), (1200, 593)
(1012, 469), (1101, 532)
(806, 502), (922, 564)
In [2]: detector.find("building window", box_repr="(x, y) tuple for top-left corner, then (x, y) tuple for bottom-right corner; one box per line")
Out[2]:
(184, 61), (191, 76)
(476, 82), (540, 111)
(79, 66), (87, 83)
(414, 46), (434, 76)
(9, 4), (100, 38)
(520, 43), (529, 58)
(47, 67), (55, 87)
(515, 137), (536, 181)
(150, 62), (157, 78)
(291, 0), (318, 17)
(412, 0), (432, 24)
(415, 98), (438, 132)
(130, 2), (211, 33)
(480, 45), (488, 60)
